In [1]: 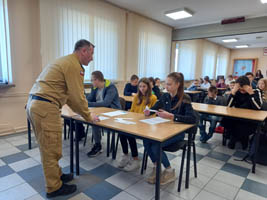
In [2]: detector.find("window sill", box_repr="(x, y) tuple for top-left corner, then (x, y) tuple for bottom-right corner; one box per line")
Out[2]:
(0, 83), (16, 89)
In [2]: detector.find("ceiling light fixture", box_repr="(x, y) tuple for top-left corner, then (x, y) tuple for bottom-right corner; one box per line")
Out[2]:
(235, 45), (249, 48)
(222, 38), (238, 43)
(165, 8), (193, 20)
(261, 0), (267, 4)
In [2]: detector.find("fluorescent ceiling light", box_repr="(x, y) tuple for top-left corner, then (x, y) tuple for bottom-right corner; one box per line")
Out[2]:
(222, 38), (238, 43)
(261, 0), (267, 4)
(165, 8), (193, 20)
(235, 45), (249, 48)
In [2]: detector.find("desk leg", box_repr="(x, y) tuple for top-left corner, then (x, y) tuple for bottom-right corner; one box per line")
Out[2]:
(27, 119), (32, 150)
(107, 130), (110, 157)
(64, 119), (67, 140)
(155, 142), (162, 200)
(111, 131), (116, 160)
(70, 119), (74, 174)
(75, 121), (80, 175)
(186, 132), (192, 188)
(252, 123), (261, 173)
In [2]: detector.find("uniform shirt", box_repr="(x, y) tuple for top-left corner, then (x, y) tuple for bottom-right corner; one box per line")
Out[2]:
(130, 95), (157, 114)
(29, 53), (92, 121)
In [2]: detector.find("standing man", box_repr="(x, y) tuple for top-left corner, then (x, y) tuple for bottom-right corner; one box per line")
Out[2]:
(26, 39), (99, 198)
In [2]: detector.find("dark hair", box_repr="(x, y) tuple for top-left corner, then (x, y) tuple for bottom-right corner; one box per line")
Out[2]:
(245, 72), (254, 77)
(256, 70), (263, 77)
(136, 78), (152, 105)
(130, 74), (139, 81)
(230, 80), (236, 84)
(148, 77), (155, 86)
(91, 71), (104, 82)
(155, 78), (160, 82)
(208, 86), (218, 94)
(167, 72), (184, 110)
(74, 39), (95, 52)
(204, 76), (211, 83)
(236, 76), (250, 87)
(228, 75), (233, 78)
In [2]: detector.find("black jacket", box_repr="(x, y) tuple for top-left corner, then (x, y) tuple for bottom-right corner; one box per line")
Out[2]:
(152, 86), (161, 99)
(123, 83), (138, 96)
(227, 90), (262, 110)
(150, 93), (196, 124)
(204, 96), (223, 106)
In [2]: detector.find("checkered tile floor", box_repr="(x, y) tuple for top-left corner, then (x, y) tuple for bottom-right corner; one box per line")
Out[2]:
(1, 127), (267, 200)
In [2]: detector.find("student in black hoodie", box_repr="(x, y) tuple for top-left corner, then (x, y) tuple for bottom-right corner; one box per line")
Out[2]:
(144, 72), (196, 186)
(222, 76), (262, 150)
(148, 77), (161, 99)
(123, 75), (139, 110)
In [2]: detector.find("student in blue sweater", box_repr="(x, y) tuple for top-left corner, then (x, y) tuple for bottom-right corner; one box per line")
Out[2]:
(124, 75), (139, 110)
(86, 71), (121, 157)
(144, 72), (196, 186)
(199, 86), (223, 143)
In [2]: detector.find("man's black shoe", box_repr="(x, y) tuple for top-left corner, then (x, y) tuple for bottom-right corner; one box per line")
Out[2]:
(61, 173), (74, 183)
(46, 183), (77, 198)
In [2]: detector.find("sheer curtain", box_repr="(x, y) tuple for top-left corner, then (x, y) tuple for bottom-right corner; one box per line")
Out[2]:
(216, 47), (230, 77)
(0, 0), (12, 83)
(176, 40), (197, 80)
(40, 0), (126, 81)
(201, 42), (217, 79)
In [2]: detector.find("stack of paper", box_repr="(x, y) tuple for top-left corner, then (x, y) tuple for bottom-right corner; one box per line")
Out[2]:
(102, 110), (128, 117)
(140, 117), (170, 125)
(114, 118), (136, 125)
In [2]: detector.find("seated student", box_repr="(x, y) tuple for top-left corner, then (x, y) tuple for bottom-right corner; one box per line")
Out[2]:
(201, 76), (211, 89)
(256, 78), (267, 103)
(223, 80), (235, 105)
(144, 72), (196, 185)
(148, 77), (161, 99)
(255, 70), (264, 83)
(199, 86), (223, 143)
(225, 75), (234, 85)
(118, 78), (157, 171)
(124, 75), (139, 110)
(188, 79), (200, 91)
(155, 77), (163, 91)
(216, 78), (227, 89)
(86, 71), (121, 157)
(245, 72), (257, 89)
(221, 76), (262, 150)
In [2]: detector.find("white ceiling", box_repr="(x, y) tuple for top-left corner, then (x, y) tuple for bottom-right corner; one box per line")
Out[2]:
(207, 32), (267, 49)
(106, 0), (267, 29)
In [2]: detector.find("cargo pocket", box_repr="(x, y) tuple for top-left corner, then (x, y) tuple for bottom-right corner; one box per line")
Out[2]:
(41, 122), (62, 148)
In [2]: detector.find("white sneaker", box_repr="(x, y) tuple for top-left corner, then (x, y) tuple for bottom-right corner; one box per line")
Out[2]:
(118, 154), (130, 168)
(123, 159), (140, 172)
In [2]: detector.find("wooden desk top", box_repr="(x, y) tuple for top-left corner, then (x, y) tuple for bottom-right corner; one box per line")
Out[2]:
(184, 90), (202, 94)
(192, 103), (267, 122)
(119, 95), (134, 102)
(63, 106), (193, 142)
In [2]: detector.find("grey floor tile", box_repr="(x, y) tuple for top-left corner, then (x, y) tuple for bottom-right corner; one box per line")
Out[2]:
(88, 163), (121, 180)
(1, 152), (30, 164)
(207, 151), (231, 162)
(241, 178), (267, 198)
(0, 165), (15, 178)
(221, 163), (250, 178)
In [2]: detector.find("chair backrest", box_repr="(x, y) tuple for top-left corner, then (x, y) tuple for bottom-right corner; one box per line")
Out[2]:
(119, 97), (126, 110)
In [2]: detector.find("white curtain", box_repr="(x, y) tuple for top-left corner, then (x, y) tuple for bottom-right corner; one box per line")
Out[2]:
(216, 47), (230, 78)
(0, 0), (12, 83)
(40, 0), (126, 81)
(201, 42), (217, 79)
(126, 13), (172, 79)
(177, 40), (197, 80)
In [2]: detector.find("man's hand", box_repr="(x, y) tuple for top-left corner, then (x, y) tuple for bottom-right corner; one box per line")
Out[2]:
(231, 83), (240, 95)
(157, 109), (174, 120)
(91, 113), (100, 123)
(243, 85), (254, 95)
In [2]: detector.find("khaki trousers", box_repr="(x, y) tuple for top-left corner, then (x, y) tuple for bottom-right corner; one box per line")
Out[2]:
(26, 99), (63, 193)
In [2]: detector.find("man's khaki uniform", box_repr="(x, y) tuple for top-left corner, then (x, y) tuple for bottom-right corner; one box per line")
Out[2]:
(26, 53), (92, 193)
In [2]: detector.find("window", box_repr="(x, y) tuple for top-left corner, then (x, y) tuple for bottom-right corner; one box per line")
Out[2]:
(202, 43), (217, 79)
(215, 47), (230, 77)
(40, 0), (125, 82)
(0, 0), (12, 84)
(138, 31), (170, 79)
(176, 41), (197, 80)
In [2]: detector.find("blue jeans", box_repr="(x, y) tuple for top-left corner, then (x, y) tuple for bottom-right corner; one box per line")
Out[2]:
(199, 114), (221, 140)
(143, 133), (185, 168)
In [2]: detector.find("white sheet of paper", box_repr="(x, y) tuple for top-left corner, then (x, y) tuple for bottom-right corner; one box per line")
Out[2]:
(140, 117), (170, 125)
(115, 118), (136, 125)
(98, 116), (109, 121)
(102, 110), (128, 117)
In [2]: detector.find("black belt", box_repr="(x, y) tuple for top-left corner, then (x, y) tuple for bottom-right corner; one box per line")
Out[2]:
(30, 95), (52, 103)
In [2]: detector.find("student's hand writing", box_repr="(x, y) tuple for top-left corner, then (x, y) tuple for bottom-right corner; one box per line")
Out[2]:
(157, 109), (174, 120)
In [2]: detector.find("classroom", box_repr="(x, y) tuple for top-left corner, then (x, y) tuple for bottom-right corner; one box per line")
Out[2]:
(0, 0), (267, 199)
